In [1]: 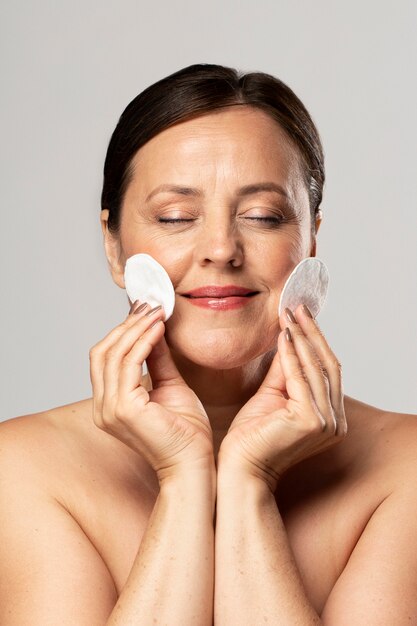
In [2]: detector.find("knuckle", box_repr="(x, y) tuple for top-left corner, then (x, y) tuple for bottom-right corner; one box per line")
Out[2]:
(100, 410), (117, 432)
(317, 416), (327, 434)
(122, 354), (140, 367)
(291, 369), (308, 384)
(121, 316), (137, 330)
(89, 345), (100, 361)
(92, 411), (105, 429)
(106, 347), (121, 362)
(330, 356), (342, 373)
(313, 323), (324, 337)
(290, 324), (303, 339)
(302, 412), (324, 435)
(114, 399), (132, 423)
(310, 322), (325, 340)
(119, 319), (131, 331)
(336, 412), (348, 437)
(313, 358), (328, 378)
(339, 421), (348, 437)
(307, 360), (330, 385)
(99, 394), (119, 424)
(320, 365), (331, 384)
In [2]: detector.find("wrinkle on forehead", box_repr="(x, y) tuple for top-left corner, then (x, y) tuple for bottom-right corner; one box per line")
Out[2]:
(127, 106), (310, 216)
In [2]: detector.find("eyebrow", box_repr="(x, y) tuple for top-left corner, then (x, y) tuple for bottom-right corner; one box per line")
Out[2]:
(145, 182), (290, 203)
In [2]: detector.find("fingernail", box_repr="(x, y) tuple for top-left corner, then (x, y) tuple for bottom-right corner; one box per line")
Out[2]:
(285, 307), (296, 323)
(133, 302), (148, 315)
(129, 300), (140, 314)
(285, 327), (292, 342)
(145, 304), (162, 317)
(149, 318), (163, 329)
(302, 304), (313, 318)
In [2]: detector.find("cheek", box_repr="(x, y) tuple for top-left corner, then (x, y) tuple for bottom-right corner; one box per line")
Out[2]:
(119, 228), (191, 290)
(160, 255), (190, 291)
(257, 234), (308, 321)
(258, 234), (305, 288)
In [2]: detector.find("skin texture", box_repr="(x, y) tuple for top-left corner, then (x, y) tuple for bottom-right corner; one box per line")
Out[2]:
(1, 105), (417, 625)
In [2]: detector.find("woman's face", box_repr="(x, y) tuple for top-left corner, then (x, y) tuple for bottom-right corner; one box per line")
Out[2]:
(102, 105), (319, 369)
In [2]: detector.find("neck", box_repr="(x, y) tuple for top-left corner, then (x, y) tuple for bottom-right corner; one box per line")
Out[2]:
(170, 348), (276, 456)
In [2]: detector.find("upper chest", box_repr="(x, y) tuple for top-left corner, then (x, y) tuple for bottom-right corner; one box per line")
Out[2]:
(59, 444), (387, 615)
(50, 403), (398, 612)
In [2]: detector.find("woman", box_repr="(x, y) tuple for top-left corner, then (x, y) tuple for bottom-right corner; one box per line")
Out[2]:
(1, 63), (416, 625)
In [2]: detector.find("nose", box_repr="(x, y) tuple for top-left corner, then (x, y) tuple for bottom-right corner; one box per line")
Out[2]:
(195, 214), (243, 268)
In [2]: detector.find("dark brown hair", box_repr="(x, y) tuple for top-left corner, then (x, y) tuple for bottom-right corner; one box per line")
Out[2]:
(101, 63), (325, 235)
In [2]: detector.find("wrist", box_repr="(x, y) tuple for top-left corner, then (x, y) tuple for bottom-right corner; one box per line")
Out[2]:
(159, 461), (217, 510)
(217, 460), (273, 497)
(157, 451), (216, 482)
(217, 454), (278, 497)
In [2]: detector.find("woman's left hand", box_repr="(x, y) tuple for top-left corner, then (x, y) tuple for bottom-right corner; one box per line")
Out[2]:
(218, 304), (347, 492)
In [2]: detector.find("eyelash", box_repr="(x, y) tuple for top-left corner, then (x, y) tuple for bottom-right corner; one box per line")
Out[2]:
(245, 216), (284, 224)
(158, 218), (193, 223)
(158, 217), (285, 225)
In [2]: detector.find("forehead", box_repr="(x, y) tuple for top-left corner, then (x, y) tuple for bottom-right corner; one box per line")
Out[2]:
(129, 105), (306, 198)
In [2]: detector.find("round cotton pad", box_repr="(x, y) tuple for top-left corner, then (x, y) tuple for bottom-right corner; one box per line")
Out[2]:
(278, 257), (329, 319)
(124, 253), (175, 320)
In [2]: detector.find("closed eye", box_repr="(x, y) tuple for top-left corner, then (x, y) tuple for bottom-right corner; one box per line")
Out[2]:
(157, 216), (286, 225)
(158, 218), (194, 223)
(244, 216), (285, 224)
(245, 216), (282, 222)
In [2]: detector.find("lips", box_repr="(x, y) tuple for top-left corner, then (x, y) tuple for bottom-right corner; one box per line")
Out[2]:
(182, 285), (259, 298)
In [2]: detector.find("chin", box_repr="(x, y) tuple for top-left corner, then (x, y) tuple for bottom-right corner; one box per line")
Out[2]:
(188, 351), (253, 370)
(166, 326), (275, 370)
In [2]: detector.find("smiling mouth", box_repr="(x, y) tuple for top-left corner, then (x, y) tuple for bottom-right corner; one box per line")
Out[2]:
(183, 292), (259, 299)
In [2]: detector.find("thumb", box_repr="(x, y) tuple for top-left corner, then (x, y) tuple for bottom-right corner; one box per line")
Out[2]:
(258, 335), (287, 395)
(145, 332), (187, 389)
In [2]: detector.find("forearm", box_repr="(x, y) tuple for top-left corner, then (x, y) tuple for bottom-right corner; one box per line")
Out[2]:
(214, 465), (321, 625)
(107, 465), (216, 626)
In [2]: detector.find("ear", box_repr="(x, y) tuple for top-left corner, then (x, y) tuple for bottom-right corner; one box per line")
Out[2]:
(100, 209), (126, 289)
(309, 209), (323, 257)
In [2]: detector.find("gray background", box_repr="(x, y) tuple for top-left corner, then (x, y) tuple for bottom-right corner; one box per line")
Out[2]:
(1, 0), (416, 421)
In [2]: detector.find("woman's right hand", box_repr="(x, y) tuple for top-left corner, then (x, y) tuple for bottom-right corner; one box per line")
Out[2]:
(89, 302), (214, 482)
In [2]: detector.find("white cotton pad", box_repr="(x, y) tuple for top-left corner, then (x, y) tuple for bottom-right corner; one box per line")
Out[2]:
(124, 253), (175, 320)
(278, 257), (329, 319)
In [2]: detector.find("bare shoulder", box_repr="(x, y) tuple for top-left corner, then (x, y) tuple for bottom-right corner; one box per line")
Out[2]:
(0, 398), (97, 479)
(0, 400), (122, 624)
(0, 399), (98, 519)
(344, 395), (417, 485)
(0, 389), (155, 494)
(0, 390), (158, 621)
(320, 398), (417, 622)
(376, 403), (417, 482)
(0, 382), (159, 527)
(0, 371), (155, 482)
(0, 397), (91, 437)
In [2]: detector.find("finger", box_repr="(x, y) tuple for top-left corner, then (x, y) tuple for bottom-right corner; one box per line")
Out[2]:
(102, 306), (165, 405)
(118, 318), (166, 398)
(145, 333), (188, 389)
(258, 346), (287, 395)
(293, 304), (343, 412)
(89, 303), (151, 410)
(280, 309), (333, 429)
(128, 299), (141, 314)
(278, 325), (317, 407)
